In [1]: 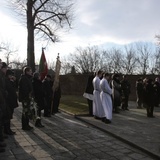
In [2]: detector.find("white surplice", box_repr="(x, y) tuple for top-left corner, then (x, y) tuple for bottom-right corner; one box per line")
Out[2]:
(100, 78), (113, 120)
(92, 76), (105, 118)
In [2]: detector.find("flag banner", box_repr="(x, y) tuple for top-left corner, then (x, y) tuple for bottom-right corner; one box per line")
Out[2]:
(52, 53), (61, 92)
(51, 53), (61, 113)
(39, 48), (48, 80)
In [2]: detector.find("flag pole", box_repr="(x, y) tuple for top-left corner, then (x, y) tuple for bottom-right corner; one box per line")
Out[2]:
(51, 53), (61, 114)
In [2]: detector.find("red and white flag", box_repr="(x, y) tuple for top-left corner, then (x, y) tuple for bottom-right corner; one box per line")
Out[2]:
(39, 48), (48, 80)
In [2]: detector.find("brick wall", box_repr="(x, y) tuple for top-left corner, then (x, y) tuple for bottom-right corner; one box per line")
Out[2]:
(60, 74), (160, 101)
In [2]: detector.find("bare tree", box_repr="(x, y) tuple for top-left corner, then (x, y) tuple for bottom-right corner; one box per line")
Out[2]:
(121, 45), (138, 74)
(9, 0), (74, 71)
(104, 48), (123, 74)
(70, 46), (102, 74)
(60, 56), (72, 75)
(0, 41), (18, 65)
(150, 47), (160, 74)
(136, 43), (151, 75)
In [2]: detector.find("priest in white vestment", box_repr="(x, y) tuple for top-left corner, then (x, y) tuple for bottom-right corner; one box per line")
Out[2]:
(92, 70), (104, 119)
(100, 73), (112, 123)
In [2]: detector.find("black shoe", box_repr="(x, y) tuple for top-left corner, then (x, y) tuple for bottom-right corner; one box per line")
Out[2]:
(113, 111), (120, 113)
(101, 117), (106, 122)
(3, 134), (8, 139)
(5, 129), (16, 135)
(104, 119), (111, 124)
(0, 148), (5, 153)
(44, 114), (51, 117)
(35, 120), (44, 128)
(0, 142), (7, 147)
(94, 116), (101, 120)
(22, 126), (33, 131)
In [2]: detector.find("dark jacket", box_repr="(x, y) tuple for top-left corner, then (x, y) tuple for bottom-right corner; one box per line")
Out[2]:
(85, 75), (94, 94)
(32, 78), (45, 110)
(143, 80), (155, 106)
(42, 78), (53, 99)
(6, 78), (18, 109)
(18, 74), (32, 102)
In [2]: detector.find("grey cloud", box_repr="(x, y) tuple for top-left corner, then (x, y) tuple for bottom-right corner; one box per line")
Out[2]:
(73, 0), (160, 43)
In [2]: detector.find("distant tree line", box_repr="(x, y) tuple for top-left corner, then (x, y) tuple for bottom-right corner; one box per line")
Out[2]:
(60, 42), (160, 75)
(1, 40), (160, 75)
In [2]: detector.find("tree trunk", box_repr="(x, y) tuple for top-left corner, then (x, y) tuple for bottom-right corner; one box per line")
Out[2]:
(27, 0), (35, 72)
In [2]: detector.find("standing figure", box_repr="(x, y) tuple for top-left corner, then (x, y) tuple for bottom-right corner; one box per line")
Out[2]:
(42, 74), (53, 117)
(136, 78), (144, 109)
(143, 79), (155, 117)
(83, 73), (94, 116)
(100, 73), (112, 124)
(0, 60), (7, 152)
(32, 72), (45, 127)
(111, 74), (121, 113)
(120, 75), (131, 110)
(92, 70), (104, 119)
(52, 82), (61, 114)
(5, 69), (18, 135)
(18, 67), (34, 130)
(153, 77), (160, 107)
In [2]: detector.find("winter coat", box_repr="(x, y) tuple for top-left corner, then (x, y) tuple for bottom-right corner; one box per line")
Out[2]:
(18, 74), (32, 102)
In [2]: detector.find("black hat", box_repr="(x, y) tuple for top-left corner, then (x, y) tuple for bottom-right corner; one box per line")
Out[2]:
(1, 62), (7, 69)
(33, 72), (39, 79)
(6, 69), (14, 76)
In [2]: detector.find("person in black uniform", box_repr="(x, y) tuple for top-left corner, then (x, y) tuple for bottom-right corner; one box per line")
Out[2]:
(5, 69), (18, 135)
(18, 66), (34, 130)
(143, 78), (155, 118)
(32, 72), (45, 127)
(0, 60), (7, 152)
(42, 74), (53, 117)
(120, 75), (131, 110)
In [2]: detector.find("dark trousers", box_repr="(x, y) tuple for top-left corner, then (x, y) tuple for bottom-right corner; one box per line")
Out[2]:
(44, 98), (51, 116)
(87, 99), (93, 116)
(146, 105), (154, 117)
(121, 96), (129, 110)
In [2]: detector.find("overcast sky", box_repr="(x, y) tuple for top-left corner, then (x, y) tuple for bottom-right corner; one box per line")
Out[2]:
(0, 0), (160, 62)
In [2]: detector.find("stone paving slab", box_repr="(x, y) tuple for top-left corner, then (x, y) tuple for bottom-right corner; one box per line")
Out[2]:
(75, 102), (160, 159)
(0, 101), (159, 160)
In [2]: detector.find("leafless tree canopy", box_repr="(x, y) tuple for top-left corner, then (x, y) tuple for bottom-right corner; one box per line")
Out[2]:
(60, 43), (159, 75)
(8, 0), (74, 71)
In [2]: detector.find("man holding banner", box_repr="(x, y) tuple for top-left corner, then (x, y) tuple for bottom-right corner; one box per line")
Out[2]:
(51, 53), (61, 114)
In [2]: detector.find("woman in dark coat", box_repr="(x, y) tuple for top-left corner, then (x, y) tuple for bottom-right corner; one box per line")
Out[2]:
(32, 72), (45, 127)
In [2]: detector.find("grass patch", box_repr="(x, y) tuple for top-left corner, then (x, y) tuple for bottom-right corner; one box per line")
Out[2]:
(59, 95), (89, 115)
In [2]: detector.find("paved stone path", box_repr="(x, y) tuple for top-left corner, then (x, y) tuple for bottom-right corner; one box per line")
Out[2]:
(0, 103), (158, 160)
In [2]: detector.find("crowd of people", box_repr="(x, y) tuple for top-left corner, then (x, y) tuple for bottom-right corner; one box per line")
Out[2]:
(0, 60), (61, 153)
(136, 77), (160, 117)
(84, 70), (160, 124)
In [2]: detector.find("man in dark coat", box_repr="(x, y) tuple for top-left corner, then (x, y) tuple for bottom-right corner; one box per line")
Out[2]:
(143, 79), (155, 117)
(18, 66), (33, 130)
(42, 74), (53, 117)
(32, 72), (45, 127)
(5, 69), (18, 135)
(121, 75), (131, 110)
(0, 60), (7, 152)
